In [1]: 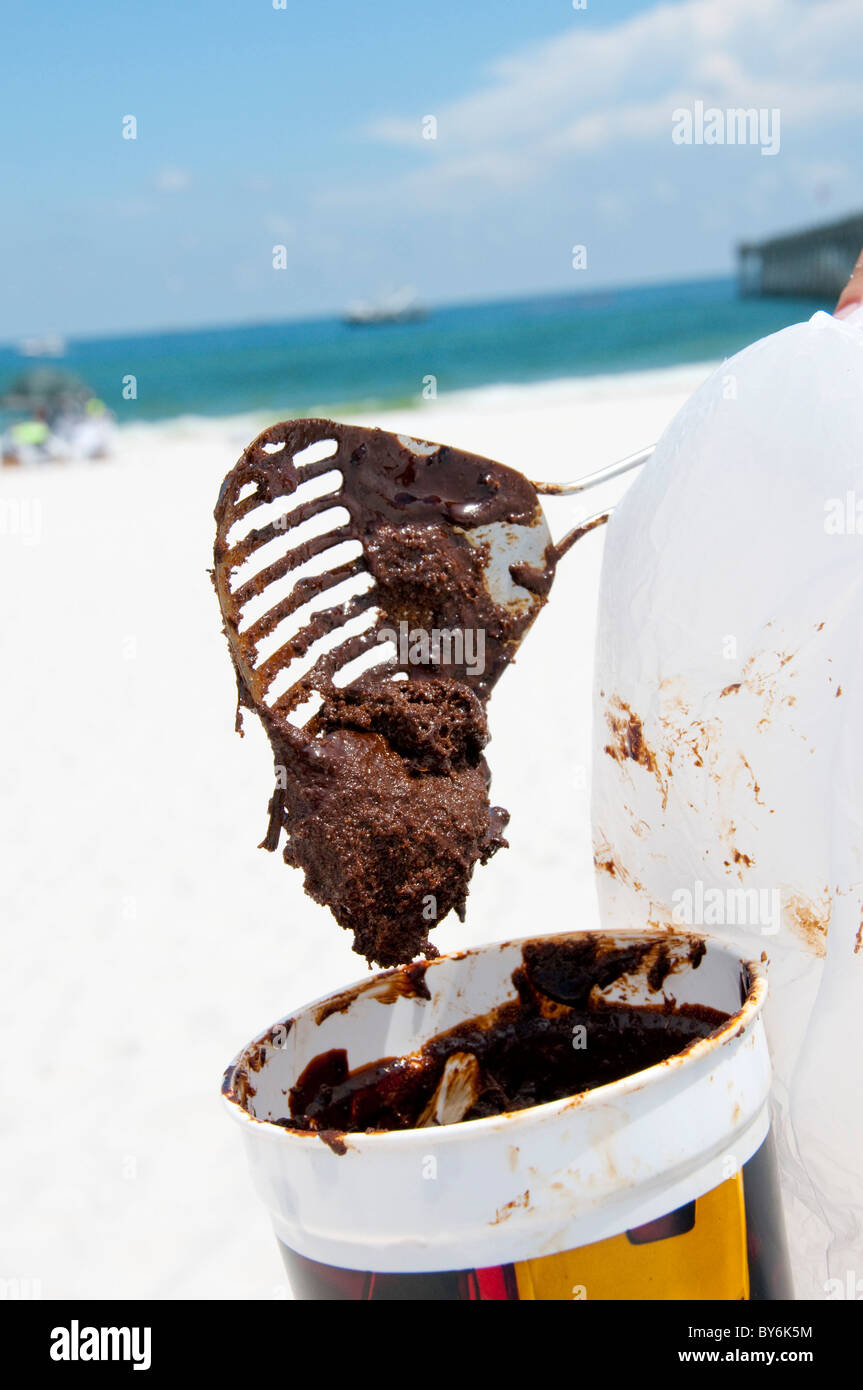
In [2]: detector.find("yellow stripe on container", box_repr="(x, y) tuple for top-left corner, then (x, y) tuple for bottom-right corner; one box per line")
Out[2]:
(514, 1175), (749, 1301)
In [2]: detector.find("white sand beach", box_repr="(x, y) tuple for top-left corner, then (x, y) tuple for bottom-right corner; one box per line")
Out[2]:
(0, 362), (713, 1298)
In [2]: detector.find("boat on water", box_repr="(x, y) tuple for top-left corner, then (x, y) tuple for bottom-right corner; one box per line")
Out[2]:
(17, 333), (67, 358)
(344, 286), (426, 326)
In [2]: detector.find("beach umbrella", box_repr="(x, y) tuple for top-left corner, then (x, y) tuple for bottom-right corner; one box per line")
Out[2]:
(0, 366), (92, 412)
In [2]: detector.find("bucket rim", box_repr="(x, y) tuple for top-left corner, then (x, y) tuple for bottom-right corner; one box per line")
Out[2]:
(221, 926), (767, 1150)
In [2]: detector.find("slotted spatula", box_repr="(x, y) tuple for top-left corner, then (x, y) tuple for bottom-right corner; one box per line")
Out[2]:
(213, 418), (650, 737)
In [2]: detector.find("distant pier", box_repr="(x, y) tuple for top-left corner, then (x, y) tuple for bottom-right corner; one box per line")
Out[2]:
(738, 212), (863, 298)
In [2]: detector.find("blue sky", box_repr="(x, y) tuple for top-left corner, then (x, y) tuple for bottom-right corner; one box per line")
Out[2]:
(1, 0), (860, 339)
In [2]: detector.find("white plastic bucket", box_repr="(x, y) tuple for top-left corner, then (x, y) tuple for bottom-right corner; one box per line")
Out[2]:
(223, 929), (789, 1300)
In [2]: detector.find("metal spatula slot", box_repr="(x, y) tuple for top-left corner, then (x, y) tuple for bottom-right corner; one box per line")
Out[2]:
(216, 430), (395, 729)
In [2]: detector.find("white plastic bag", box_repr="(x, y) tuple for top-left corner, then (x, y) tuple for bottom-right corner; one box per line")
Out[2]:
(592, 307), (863, 1299)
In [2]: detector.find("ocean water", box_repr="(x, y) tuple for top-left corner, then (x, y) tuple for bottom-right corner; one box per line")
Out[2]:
(0, 277), (832, 426)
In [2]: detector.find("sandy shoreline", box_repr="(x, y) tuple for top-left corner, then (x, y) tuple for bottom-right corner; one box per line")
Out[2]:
(1, 361), (714, 1297)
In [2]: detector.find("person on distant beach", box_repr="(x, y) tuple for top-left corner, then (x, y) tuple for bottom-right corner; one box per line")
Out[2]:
(835, 246), (863, 317)
(2, 418), (51, 466)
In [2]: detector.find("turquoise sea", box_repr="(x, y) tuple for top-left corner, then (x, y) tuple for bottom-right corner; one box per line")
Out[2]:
(0, 277), (832, 426)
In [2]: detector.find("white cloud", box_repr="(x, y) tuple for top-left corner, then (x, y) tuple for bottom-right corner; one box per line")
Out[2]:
(115, 198), (154, 219)
(156, 168), (192, 193)
(266, 215), (296, 240)
(365, 0), (863, 196)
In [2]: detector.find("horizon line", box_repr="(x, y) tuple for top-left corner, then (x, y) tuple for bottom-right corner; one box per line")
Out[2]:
(0, 269), (739, 353)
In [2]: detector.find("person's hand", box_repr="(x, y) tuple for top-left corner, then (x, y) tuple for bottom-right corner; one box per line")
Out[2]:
(835, 248), (863, 317)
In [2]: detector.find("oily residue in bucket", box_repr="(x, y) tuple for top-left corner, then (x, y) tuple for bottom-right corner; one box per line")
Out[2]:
(313, 960), (432, 1025)
(276, 935), (725, 1137)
